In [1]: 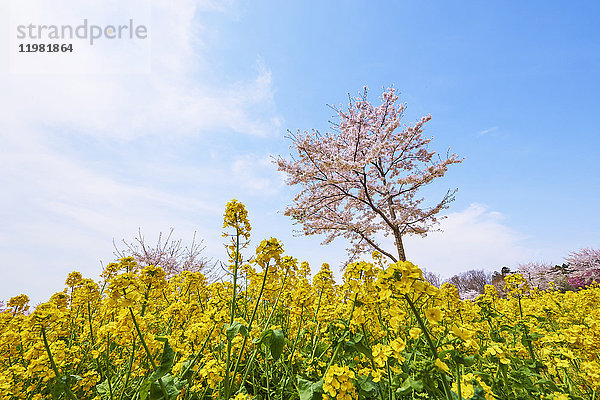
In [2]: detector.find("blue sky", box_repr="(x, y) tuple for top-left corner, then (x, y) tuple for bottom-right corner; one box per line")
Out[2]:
(1, 0), (598, 306)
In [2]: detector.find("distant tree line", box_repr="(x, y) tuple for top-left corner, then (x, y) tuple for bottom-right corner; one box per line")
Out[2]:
(424, 247), (600, 300)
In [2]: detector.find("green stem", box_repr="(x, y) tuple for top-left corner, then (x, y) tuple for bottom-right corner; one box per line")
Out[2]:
(227, 261), (271, 398)
(88, 303), (96, 346)
(118, 335), (136, 400)
(230, 229), (241, 325)
(140, 283), (152, 317)
(456, 362), (462, 400)
(180, 323), (218, 400)
(518, 296), (539, 369)
(105, 333), (114, 400)
(345, 271), (362, 326)
(286, 307), (305, 373)
(278, 310), (306, 400)
(403, 295), (452, 400)
(403, 295), (438, 358)
(128, 307), (169, 400)
(67, 306), (81, 349)
(386, 361), (394, 400)
(238, 267), (291, 393)
(309, 285), (325, 363)
(18, 327), (26, 365)
(323, 332), (348, 375)
(41, 326), (78, 400)
(361, 324), (378, 371)
(181, 323), (217, 378)
(263, 268), (289, 329)
(500, 363), (514, 399)
(224, 229), (241, 395)
(347, 291), (359, 326)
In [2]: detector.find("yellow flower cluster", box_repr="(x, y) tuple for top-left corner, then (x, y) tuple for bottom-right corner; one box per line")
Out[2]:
(451, 372), (493, 400)
(223, 199), (251, 240)
(0, 201), (599, 400)
(323, 364), (357, 400)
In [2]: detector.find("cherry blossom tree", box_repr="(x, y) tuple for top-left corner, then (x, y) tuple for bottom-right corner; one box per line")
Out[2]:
(566, 247), (600, 289)
(447, 269), (492, 297)
(276, 87), (462, 262)
(516, 261), (573, 291)
(114, 228), (208, 277)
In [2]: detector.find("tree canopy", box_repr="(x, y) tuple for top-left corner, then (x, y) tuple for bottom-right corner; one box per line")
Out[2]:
(277, 87), (462, 262)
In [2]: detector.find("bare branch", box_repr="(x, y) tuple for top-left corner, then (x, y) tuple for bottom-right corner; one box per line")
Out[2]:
(114, 229), (209, 277)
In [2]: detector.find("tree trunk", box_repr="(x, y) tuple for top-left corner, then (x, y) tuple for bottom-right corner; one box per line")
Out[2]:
(394, 231), (406, 261)
(386, 196), (406, 262)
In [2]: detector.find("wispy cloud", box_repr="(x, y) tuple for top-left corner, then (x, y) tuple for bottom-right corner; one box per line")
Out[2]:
(230, 154), (284, 195)
(404, 203), (538, 278)
(478, 126), (499, 136)
(2, 0), (280, 140)
(0, 0), (283, 305)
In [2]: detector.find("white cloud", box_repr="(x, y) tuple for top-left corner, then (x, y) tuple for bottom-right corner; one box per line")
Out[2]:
(230, 155), (282, 195)
(404, 203), (538, 278)
(2, 0), (279, 140)
(0, 0), (283, 306)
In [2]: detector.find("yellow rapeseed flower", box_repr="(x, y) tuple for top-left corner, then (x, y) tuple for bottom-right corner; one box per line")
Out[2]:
(255, 238), (284, 267)
(425, 307), (444, 325)
(434, 358), (450, 374)
(65, 271), (83, 287)
(7, 294), (30, 314)
(451, 325), (474, 341)
(390, 338), (406, 360)
(409, 327), (422, 339)
(223, 199), (251, 239)
(323, 365), (356, 399)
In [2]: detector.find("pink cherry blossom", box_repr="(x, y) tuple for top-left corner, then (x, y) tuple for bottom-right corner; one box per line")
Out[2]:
(276, 87), (462, 262)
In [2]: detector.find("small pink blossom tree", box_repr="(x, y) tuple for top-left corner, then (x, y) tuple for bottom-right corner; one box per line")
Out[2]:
(566, 247), (600, 289)
(276, 87), (462, 262)
(516, 261), (572, 291)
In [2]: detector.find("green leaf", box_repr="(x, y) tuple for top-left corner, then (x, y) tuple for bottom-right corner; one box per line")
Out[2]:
(96, 379), (111, 398)
(177, 359), (195, 380)
(409, 377), (424, 391)
(529, 314), (547, 323)
(297, 377), (323, 400)
(529, 332), (544, 340)
(346, 333), (363, 344)
(357, 375), (379, 398)
(490, 331), (506, 343)
(343, 332), (372, 358)
(50, 374), (67, 400)
(472, 371), (492, 381)
(226, 321), (249, 343)
(471, 384), (489, 400)
(454, 355), (476, 366)
(140, 378), (153, 400)
(157, 341), (175, 376)
(397, 376), (423, 395)
(49, 373), (81, 399)
(270, 329), (285, 361)
(253, 328), (273, 345)
(140, 339), (176, 400)
(252, 328), (284, 360)
(535, 378), (559, 392)
(149, 374), (183, 400)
